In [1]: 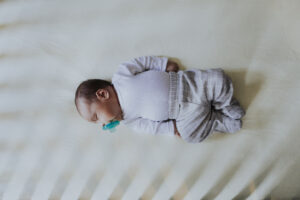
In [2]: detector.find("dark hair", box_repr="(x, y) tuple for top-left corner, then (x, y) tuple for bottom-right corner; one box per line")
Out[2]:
(74, 79), (113, 109)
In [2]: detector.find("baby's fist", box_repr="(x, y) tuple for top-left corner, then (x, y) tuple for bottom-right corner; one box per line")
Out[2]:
(166, 60), (179, 72)
(172, 120), (181, 138)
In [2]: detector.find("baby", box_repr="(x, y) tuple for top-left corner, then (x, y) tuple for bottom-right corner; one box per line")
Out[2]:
(75, 56), (245, 143)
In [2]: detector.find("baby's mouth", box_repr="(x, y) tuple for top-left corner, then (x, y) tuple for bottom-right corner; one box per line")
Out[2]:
(103, 118), (116, 126)
(110, 117), (117, 122)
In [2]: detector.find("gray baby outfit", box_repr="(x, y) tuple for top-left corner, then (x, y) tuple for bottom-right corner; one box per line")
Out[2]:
(168, 68), (245, 143)
(112, 56), (245, 143)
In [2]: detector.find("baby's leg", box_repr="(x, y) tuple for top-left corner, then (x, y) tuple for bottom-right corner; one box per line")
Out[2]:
(207, 69), (245, 119)
(212, 110), (242, 133)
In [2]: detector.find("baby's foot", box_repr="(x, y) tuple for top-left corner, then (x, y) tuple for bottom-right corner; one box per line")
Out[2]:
(225, 118), (242, 133)
(221, 105), (245, 120)
(219, 98), (245, 119)
(214, 112), (243, 133)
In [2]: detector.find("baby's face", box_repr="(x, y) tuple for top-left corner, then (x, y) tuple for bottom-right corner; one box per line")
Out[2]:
(77, 97), (118, 127)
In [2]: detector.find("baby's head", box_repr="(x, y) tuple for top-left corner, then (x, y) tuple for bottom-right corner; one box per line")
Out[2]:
(75, 79), (123, 126)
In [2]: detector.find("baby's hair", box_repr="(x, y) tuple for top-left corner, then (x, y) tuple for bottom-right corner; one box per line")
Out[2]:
(74, 79), (113, 109)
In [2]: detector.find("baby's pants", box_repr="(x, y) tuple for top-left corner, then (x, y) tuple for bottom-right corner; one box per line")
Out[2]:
(175, 68), (245, 143)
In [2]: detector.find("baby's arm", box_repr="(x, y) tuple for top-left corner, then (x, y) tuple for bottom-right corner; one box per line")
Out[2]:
(125, 117), (176, 136)
(116, 56), (168, 76)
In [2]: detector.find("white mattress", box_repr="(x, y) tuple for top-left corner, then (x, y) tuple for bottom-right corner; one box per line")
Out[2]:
(0, 0), (300, 199)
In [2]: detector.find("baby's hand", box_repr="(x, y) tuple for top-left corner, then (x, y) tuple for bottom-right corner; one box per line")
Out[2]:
(166, 60), (179, 73)
(172, 120), (181, 138)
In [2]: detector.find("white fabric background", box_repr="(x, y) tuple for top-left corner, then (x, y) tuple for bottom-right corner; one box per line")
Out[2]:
(0, 0), (300, 199)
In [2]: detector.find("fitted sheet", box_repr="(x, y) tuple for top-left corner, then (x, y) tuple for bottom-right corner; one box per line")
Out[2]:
(0, 0), (300, 199)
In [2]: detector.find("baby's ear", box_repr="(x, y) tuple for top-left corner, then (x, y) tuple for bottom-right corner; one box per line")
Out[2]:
(96, 88), (110, 100)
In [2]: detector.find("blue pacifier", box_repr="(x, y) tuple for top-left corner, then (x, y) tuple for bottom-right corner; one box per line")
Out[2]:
(102, 120), (120, 133)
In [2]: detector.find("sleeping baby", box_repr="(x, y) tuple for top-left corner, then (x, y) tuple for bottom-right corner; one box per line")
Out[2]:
(74, 56), (245, 143)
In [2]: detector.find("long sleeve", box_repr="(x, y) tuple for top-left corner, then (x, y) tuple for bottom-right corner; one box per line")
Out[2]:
(124, 117), (175, 136)
(114, 56), (168, 77)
